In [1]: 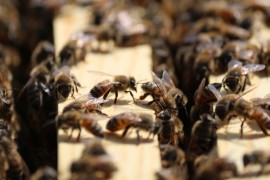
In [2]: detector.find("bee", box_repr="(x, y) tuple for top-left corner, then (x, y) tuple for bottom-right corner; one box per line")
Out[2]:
(0, 137), (29, 179)
(57, 111), (104, 141)
(222, 60), (265, 94)
(140, 71), (187, 115)
(208, 85), (270, 136)
(194, 156), (238, 180)
(160, 144), (186, 168)
(156, 110), (184, 147)
(31, 41), (55, 68)
(89, 72), (137, 104)
(106, 112), (159, 142)
(62, 98), (108, 116)
(0, 119), (10, 139)
(53, 66), (81, 103)
(187, 114), (217, 164)
(250, 94), (270, 114)
(70, 140), (117, 180)
(243, 150), (270, 176)
(30, 166), (57, 180)
(191, 78), (222, 123)
(59, 31), (94, 66)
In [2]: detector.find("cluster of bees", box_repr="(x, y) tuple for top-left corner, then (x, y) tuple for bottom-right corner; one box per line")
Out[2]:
(57, 0), (270, 179)
(1, 0), (270, 179)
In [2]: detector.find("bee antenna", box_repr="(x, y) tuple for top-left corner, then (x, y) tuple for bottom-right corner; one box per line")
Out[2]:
(237, 86), (257, 99)
(136, 79), (148, 84)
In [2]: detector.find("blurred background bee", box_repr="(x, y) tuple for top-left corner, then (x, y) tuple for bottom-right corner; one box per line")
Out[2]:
(57, 111), (105, 141)
(70, 140), (117, 180)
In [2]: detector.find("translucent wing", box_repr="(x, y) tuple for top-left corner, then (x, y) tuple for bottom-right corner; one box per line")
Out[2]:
(196, 78), (206, 95)
(161, 71), (175, 89)
(228, 59), (243, 69)
(207, 84), (221, 100)
(52, 65), (70, 77)
(151, 71), (167, 96)
(250, 95), (270, 106)
(242, 64), (265, 75)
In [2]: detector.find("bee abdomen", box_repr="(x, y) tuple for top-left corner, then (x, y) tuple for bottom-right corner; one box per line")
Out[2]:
(90, 86), (103, 98)
(27, 85), (42, 110)
(82, 120), (104, 138)
(106, 117), (129, 132)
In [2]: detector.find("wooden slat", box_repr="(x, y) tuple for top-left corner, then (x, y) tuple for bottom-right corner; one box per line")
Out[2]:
(54, 5), (160, 180)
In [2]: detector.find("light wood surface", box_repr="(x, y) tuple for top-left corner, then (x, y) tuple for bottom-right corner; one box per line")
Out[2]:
(55, 4), (270, 180)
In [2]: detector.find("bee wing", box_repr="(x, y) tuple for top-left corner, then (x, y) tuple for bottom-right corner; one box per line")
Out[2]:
(207, 84), (221, 100)
(84, 97), (109, 107)
(196, 78), (206, 95)
(228, 59), (243, 69)
(52, 65), (70, 77)
(151, 71), (167, 96)
(161, 71), (176, 89)
(242, 64), (265, 75)
(250, 96), (270, 106)
(70, 31), (96, 47)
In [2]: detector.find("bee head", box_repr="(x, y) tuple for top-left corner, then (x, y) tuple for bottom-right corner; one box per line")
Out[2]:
(129, 76), (137, 92)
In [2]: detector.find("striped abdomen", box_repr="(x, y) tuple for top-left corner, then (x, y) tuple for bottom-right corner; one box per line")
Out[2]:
(106, 117), (133, 132)
(81, 120), (104, 137)
(90, 79), (112, 98)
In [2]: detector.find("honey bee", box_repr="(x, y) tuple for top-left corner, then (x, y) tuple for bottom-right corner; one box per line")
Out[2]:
(187, 114), (217, 163)
(156, 110), (184, 147)
(209, 85), (270, 136)
(70, 140), (117, 180)
(30, 166), (57, 180)
(59, 32), (94, 66)
(57, 111), (104, 141)
(194, 155), (238, 180)
(250, 94), (270, 114)
(31, 41), (55, 68)
(140, 71), (187, 115)
(160, 144), (186, 168)
(89, 71), (137, 104)
(106, 112), (159, 142)
(191, 78), (222, 123)
(0, 119), (10, 139)
(53, 66), (81, 103)
(222, 60), (265, 94)
(0, 137), (29, 179)
(62, 98), (108, 116)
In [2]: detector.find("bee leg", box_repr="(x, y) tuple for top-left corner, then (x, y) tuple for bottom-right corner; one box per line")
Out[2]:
(95, 110), (108, 117)
(76, 127), (81, 142)
(122, 124), (134, 137)
(240, 118), (247, 138)
(125, 90), (136, 102)
(103, 88), (112, 100)
(139, 93), (150, 100)
(71, 86), (75, 99)
(114, 90), (118, 104)
(256, 121), (268, 135)
(136, 129), (141, 145)
(69, 128), (75, 140)
(241, 75), (248, 92)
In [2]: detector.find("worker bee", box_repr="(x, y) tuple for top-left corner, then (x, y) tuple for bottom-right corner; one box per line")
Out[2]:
(194, 155), (238, 180)
(191, 78), (222, 123)
(70, 140), (117, 180)
(0, 119), (10, 139)
(59, 31), (94, 66)
(187, 114), (217, 162)
(0, 137), (29, 179)
(89, 71), (137, 104)
(209, 85), (270, 136)
(243, 150), (270, 176)
(62, 98), (108, 116)
(53, 66), (81, 103)
(250, 94), (270, 114)
(57, 111), (104, 141)
(30, 166), (57, 180)
(31, 41), (55, 68)
(106, 112), (159, 142)
(222, 60), (265, 94)
(140, 71), (187, 115)
(156, 110), (184, 147)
